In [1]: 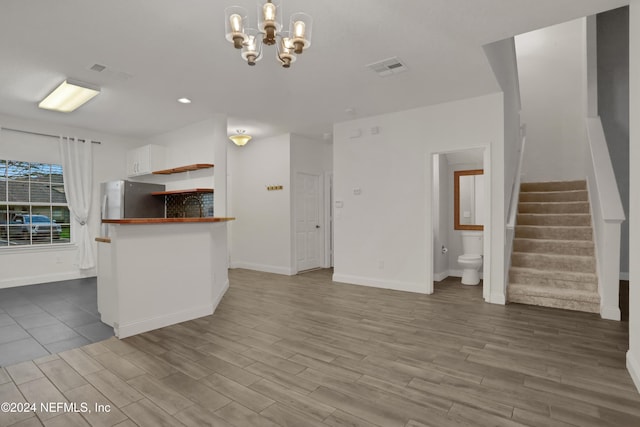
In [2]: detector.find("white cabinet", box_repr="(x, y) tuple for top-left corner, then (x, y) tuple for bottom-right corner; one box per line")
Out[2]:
(126, 144), (166, 177)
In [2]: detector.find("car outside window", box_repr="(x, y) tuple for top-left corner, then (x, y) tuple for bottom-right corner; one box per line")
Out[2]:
(0, 160), (71, 247)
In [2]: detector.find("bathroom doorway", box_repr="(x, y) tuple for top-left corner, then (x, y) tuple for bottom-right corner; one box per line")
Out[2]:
(431, 148), (487, 294)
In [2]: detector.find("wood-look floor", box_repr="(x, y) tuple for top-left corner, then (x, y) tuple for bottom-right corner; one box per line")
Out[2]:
(1, 269), (639, 427)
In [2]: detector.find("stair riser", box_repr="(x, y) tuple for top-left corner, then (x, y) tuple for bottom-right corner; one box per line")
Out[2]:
(509, 270), (598, 291)
(518, 203), (589, 214)
(513, 239), (594, 256)
(515, 227), (592, 241)
(508, 294), (599, 313)
(519, 191), (588, 203)
(516, 214), (591, 226)
(511, 254), (595, 274)
(521, 181), (587, 192)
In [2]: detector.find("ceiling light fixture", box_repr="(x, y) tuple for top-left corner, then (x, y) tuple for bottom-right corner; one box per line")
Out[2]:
(177, 97), (192, 104)
(229, 129), (252, 146)
(38, 79), (100, 112)
(224, 1), (312, 68)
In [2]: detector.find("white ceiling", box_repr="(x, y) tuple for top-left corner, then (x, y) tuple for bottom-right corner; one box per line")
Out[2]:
(0, 0), (628, 142)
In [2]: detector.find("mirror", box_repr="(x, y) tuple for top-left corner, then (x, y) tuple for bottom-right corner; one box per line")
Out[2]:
(454, 169), (484, 230)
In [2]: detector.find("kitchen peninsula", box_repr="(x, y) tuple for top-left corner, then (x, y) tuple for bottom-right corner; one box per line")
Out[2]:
(96, 217), (234, 338)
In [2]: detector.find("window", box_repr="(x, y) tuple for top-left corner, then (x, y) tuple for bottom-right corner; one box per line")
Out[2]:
(0, 160), (71, 247)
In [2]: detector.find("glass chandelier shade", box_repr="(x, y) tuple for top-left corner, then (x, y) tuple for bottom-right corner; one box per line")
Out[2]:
(224, 1), (312, 67)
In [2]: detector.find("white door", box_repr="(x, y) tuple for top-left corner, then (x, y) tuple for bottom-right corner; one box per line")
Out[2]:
(296, 172), (323, 272)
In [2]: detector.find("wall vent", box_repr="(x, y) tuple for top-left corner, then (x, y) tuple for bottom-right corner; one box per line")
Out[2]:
(365, 57), (408, 77)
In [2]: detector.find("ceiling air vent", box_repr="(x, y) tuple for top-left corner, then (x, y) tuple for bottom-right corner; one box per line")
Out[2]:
(89, 63), (107, 72)
(366, 57), (408, 77)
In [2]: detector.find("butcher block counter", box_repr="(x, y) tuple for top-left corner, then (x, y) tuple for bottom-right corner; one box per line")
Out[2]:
(96, 217), (234, 338)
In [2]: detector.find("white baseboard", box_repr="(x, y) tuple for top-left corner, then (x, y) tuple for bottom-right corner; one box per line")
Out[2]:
(627, 350), (640, 393)
(332, 273), (430, 294)
(230, 261), (295, 276)
(489, 292), (506, 305)
(433, 271), (450, 282)
(0, 270), (96, 289)
(601, 305), (621, 321)
(213, 279), (230, 310)
(115, 304), (214, 339)
(448, 269), (485, 280)
(620, 272), (630, 281)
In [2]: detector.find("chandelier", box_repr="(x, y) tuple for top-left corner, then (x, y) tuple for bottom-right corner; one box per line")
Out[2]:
(224, 0), (312, 68)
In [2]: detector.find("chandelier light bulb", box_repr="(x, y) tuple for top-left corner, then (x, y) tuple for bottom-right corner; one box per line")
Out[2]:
(293, 20), (305, 38)
(263, 2), (276, 21)
(225, 6), (248, 49)
(230, 14), (242, 33)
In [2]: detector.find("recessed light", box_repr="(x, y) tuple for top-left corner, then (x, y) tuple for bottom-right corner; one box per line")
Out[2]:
(177, 97), (192, 104)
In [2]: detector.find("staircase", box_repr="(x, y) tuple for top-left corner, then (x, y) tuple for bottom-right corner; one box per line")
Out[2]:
(508, 180), (600, 313)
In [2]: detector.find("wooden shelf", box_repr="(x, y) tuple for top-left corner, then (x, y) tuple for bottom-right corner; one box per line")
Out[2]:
(152, 163), (214, 175)
(151, 188), (214, 196)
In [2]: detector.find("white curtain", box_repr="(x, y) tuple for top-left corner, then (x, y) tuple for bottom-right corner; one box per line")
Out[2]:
(59, 137), (94, 269)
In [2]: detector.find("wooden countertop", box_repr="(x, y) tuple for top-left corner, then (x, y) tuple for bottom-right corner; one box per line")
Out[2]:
(102, 217), (235, 224)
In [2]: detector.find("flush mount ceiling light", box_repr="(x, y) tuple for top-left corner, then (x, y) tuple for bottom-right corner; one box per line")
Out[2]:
(38, 79), (100, 112)
(229, 129), (252, 146)
(177, 97), (192, 104)
(224, 0), (312, 68)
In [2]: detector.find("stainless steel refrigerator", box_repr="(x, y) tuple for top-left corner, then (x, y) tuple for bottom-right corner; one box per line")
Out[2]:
(100, 180), (165, 234)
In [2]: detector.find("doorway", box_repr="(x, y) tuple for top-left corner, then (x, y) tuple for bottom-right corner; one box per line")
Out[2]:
(295, 172), (323, 272)
(431, 148), (487, 295)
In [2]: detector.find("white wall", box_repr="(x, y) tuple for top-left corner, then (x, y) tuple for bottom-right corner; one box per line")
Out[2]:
(0, 114), (140, 288)
(627, 0), (640, 394)
(516, 18), (588, 182)
(228, 134), (293, 274)
(333, 93), (504, 303)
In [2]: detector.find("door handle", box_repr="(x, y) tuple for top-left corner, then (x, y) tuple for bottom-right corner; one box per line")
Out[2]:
(315, 225), (320, 229)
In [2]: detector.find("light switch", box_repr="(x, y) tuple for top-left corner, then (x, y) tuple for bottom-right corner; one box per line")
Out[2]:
(335, 201), (344, 208)
(353, 188), (362, 195)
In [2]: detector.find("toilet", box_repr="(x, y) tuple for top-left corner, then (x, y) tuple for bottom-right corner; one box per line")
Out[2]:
(458, 231), (483, 285)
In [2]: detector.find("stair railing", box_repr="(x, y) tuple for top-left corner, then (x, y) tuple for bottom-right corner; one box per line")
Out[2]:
(505, 124), (527, 285)
(586, 116), (625, 320)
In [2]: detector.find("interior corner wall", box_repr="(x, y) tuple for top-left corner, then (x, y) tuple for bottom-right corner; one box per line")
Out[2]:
(0, 114), (139, 288)
(228, 133), (293, 275)
(597, 6), (630, 276)
(332, 93), (504, 298)
(516, 18), (589, 182)
(627, 0), (640, 394)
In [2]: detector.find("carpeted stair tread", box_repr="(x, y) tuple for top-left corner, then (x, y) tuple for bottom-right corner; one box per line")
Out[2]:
(519, 190), (588, 202)
(515, 225), (592, 241)
(516, 213), (591, 226)
(518, 201), (589, 214)
(513, 238), (594, 256)
(511, 252), (595, 273)
(509, 267), (597, 291)
(508, 284), (600, 313)
(520, 180), (587, 192)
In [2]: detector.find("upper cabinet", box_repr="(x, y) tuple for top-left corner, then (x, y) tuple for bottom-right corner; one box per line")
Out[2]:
(126, 145), (166, 177)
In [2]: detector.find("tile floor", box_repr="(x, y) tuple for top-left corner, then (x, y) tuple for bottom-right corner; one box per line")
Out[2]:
(0, 277), (113, 367)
